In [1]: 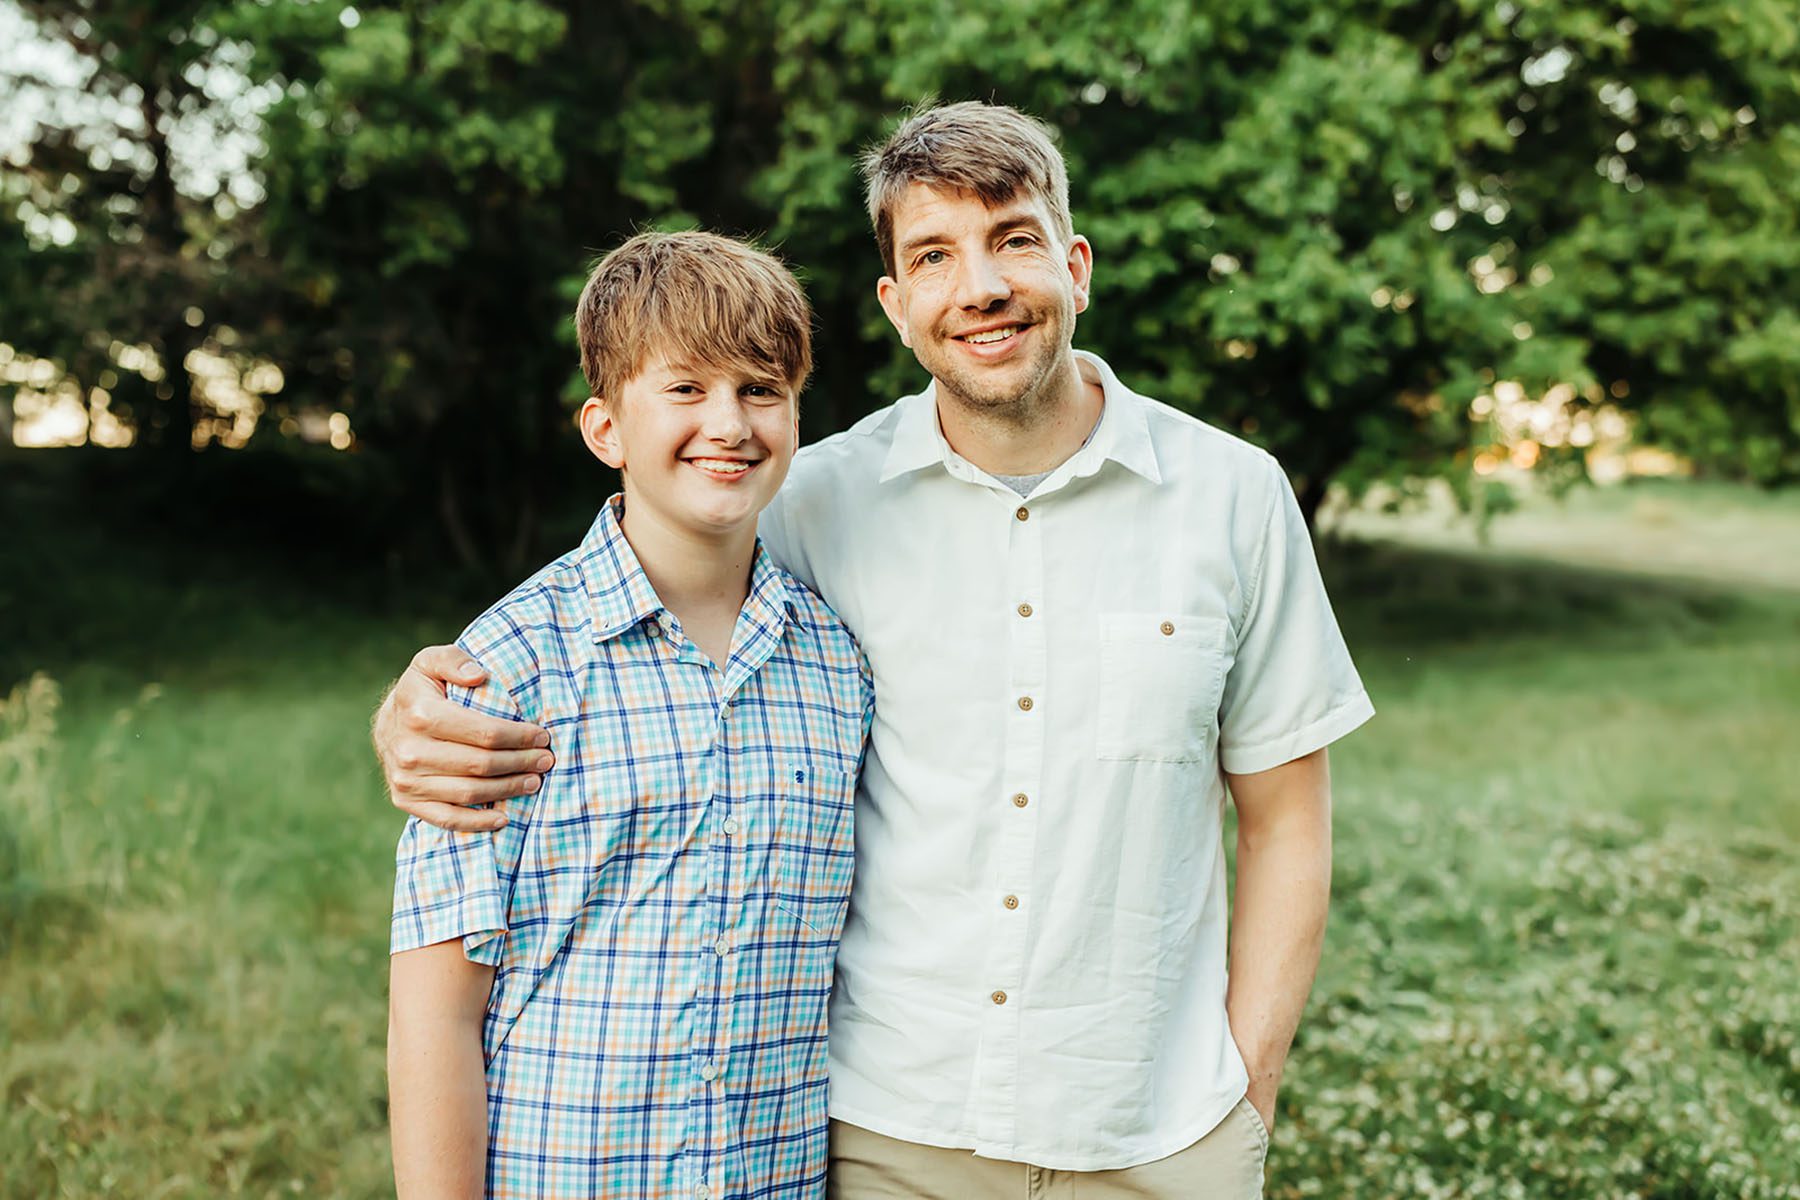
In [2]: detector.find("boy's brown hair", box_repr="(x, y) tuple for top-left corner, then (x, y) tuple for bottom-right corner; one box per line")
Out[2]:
(575, 231), (812, 403)
(860, 101), (1073, 276)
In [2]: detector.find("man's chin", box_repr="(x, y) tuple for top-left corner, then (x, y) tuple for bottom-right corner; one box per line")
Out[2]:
(933, 355), (1051, 411)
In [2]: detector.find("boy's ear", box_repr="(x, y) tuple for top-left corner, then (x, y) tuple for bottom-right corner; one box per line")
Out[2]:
(578, 396), (625, 470)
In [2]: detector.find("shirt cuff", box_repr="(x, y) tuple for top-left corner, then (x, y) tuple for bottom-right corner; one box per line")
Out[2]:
(390, 884), (507, 960)
(1219, 692), (1376, 776)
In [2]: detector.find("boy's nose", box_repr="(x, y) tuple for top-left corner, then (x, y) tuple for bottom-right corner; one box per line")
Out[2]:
(700, 386), (753, 442)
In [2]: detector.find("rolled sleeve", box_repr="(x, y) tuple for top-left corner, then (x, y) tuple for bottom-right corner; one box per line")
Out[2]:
(390, 817), (508, 963)
(1218, 458), (1374, 775)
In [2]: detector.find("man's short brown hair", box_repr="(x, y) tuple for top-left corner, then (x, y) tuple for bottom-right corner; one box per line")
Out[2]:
(861, 101), (1073, 276)
(575, 231), (812, 403)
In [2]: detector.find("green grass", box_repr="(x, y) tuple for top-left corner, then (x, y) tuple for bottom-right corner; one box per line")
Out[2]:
(3, 460), (1798, 1197)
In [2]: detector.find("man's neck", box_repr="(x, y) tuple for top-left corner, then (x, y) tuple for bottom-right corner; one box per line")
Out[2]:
(617, 496), (756, 661)
(934, 350), (1105, 477)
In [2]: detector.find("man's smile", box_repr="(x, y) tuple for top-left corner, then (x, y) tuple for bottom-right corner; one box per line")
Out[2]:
(951, 321), (1034, 358)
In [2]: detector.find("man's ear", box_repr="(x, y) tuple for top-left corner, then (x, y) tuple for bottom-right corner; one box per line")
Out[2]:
(1066, 233), (1094, 316)
(875, 275), (913, 348)
(578, 397), (625, 469)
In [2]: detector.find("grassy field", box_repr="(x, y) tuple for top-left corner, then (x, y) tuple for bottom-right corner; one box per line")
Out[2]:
(3, 460), (1798, 1198)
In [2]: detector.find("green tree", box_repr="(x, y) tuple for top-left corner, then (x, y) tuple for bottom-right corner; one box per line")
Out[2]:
(0, 0), (270, 454)
(748, 0), (1800, 518)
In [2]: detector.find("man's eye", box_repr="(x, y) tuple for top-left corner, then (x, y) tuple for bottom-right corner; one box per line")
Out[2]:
(1005, 235), (1034, 249)
(919, 250), (947, 266)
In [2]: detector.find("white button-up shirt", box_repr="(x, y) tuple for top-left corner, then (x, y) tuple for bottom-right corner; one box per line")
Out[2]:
(759, 351), (1374, 1170)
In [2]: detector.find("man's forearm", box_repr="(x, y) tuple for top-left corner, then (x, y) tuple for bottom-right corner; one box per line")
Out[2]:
(1224, 751), (1333, 1129)
(389, 948), (493, 1199)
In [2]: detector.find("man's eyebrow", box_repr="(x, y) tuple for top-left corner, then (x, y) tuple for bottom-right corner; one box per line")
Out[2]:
(896, 211), (1051, 263)
(896, 229), (951, 261)
(990, 211), (1049, 238)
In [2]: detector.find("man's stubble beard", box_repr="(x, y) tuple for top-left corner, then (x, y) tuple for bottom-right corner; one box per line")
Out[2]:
(924, 304), (1077, 435)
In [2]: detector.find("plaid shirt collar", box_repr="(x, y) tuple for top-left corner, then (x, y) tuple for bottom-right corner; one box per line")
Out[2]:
(578, 493), (800, 646)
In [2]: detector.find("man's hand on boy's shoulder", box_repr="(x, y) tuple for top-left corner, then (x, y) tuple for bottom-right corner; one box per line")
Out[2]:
(373, 645), (555, 832)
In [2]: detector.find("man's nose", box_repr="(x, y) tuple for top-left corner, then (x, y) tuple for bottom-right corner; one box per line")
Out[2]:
(953, 251), (1010, 311)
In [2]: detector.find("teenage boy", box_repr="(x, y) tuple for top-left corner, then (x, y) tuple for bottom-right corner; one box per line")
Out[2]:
(386, 231), (872, 1200)
(378, 103), (1372, 1197)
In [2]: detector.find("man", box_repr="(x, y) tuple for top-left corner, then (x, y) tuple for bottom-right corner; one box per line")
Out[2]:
(375, 101), (1373, 1197)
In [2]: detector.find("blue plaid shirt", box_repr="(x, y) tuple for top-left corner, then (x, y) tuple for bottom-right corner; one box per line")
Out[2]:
(392, 496), (872, 1200)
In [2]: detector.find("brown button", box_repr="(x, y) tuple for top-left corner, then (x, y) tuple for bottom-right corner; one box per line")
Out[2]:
(1160, 621), (1175, 636)
(1017, 696), (1034, 712)
(1015, 506), (1030, 522)
(1011, 793), (1029, 808)
(1003, 895), (1019, 910)
(1017, 602), (1033, 618)
(991, 990), (1008, 1005)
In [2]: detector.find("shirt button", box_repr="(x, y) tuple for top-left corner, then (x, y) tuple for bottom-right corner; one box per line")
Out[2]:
(1016, 602), (1033, 618)
(722, 816), (740, 836)
(1012, 793), (1029, 808)
(991, 990), (1008, 1005)
(1003, 895), (1019, 910)
(699, 1061), (719, 1081)
(1017, 696), (1034, 712)
(715, 935), (732, 956)
(1015, 506), (1030, 522)
(1160, 620), (1176, 636)
(696, 1187), (710, 1200)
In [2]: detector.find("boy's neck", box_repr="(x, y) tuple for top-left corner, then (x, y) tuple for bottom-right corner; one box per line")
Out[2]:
(617, 493), (757, 666)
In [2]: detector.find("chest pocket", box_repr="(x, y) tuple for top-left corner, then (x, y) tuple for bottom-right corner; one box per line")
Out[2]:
(772, 762), (857, 939)
(1096, 612), (1231, 763)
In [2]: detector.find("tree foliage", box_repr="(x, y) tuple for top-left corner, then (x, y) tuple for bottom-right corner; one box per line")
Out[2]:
(3, 0), (1796, 563)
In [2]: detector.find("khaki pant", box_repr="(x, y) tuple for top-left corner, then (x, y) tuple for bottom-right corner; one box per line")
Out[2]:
(828, 1097), (1269, 1199)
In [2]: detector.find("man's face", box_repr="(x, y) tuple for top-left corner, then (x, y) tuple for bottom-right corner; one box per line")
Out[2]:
(580, 359), (799, 542)
(876, 183), (1092, 415)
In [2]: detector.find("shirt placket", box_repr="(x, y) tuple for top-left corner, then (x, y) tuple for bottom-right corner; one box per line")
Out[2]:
(681, 644), (738, 1200)
(972, 494), (1046, 1149)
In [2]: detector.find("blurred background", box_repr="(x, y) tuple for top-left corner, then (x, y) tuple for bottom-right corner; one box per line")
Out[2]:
(2, 0), (1797, 1196)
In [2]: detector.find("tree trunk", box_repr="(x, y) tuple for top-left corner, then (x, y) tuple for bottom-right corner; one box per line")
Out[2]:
(140, 85), (197, 454)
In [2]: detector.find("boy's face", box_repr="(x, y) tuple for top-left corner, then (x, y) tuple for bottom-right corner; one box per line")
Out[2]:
(581, 359), (799, 543)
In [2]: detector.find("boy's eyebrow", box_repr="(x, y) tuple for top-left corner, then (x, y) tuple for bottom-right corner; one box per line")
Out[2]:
(651, 357), (789, 387)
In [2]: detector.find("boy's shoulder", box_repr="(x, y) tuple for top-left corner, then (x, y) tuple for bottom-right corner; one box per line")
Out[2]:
(458, 548), (594, 665)
(765, 562), (871, 709)
(454, 515), (631, 720)
(771, 565), (856, 650)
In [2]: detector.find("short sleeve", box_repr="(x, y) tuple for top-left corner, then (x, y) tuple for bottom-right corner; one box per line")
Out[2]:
(1217, 458), (1374, 775)
(389, 641), (538, 967)
(390, 816), (508, 965)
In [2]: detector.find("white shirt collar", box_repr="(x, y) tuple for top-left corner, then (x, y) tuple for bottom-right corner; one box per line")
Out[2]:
(878, 349), (1162, 487)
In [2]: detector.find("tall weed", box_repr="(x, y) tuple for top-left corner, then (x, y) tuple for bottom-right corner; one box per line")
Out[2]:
(0, 672), (80, 952)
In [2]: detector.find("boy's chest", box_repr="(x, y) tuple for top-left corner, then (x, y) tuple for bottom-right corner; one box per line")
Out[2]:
(522, 643), (862, 869)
